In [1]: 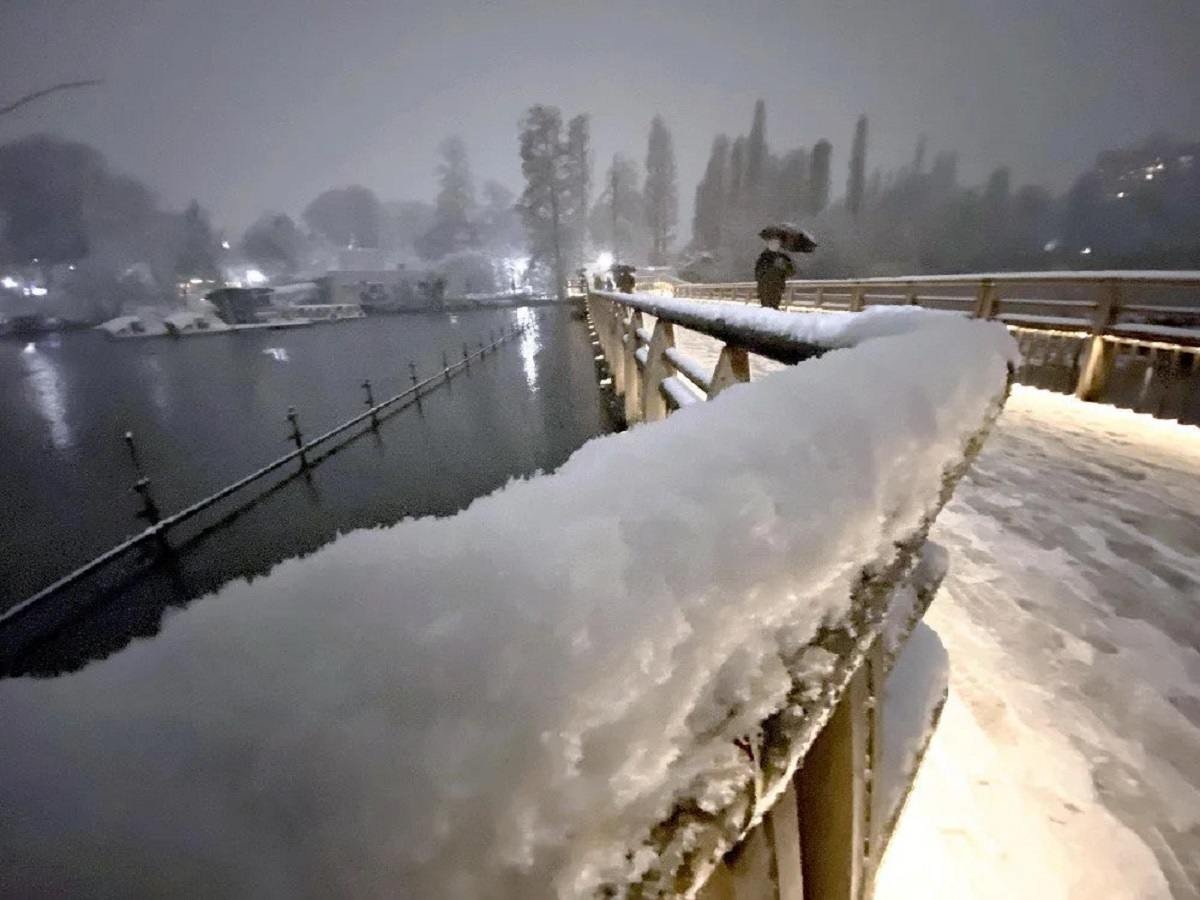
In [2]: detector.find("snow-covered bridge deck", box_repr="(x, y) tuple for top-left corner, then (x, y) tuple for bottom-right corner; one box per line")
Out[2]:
(663, 321), (1200, 898)
(882, 387), (1200, 899)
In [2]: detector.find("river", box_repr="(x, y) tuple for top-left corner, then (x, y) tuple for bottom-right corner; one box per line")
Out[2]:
(0, 305), (615, 675)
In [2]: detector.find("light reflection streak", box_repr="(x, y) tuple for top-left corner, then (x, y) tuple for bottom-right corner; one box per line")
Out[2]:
(514, 307), (540, 392)
(19, 343), (72, 451)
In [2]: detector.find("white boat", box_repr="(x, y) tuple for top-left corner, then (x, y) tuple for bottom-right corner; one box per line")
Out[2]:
(96, 315), (167, 339)
(96, 310), (300, 339)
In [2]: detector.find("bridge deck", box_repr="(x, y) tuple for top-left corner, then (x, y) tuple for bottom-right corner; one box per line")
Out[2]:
(662, 323), (1200, 898)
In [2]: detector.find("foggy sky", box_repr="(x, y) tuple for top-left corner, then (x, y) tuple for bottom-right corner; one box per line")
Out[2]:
(2, 0), (1198, 236)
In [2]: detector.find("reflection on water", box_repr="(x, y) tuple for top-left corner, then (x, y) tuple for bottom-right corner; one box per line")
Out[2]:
(263, 347), (290, 362)
(19, 343), (72, 451)
(138, 354), (170, 411)
(515, 306), (540, 392)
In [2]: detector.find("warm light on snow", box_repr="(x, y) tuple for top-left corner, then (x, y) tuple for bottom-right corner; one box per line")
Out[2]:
(877, 384), (1199, 899)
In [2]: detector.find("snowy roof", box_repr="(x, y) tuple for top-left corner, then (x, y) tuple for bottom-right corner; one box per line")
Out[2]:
(95, 315), (142, 333)
(0, 309), (1016, 895)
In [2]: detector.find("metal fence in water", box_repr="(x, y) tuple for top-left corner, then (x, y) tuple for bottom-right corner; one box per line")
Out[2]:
(0, 324), (528, 627)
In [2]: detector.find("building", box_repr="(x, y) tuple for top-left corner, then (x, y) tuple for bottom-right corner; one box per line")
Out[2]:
(320, 268), (432, 312)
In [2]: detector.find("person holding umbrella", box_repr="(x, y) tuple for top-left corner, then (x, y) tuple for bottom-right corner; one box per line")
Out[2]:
(611, 264), (637, 294)
(755, 224), (817, 310)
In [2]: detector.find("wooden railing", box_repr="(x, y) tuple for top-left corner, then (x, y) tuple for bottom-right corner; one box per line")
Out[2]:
(584, 289), (1011, 898)
(671, 272), (1200, 421)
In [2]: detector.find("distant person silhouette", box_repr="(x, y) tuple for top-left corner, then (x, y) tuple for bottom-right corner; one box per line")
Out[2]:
(754, 238), (795, 310)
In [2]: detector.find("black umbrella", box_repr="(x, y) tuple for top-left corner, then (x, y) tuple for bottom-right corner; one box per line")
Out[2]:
(759, 223), (818, 253)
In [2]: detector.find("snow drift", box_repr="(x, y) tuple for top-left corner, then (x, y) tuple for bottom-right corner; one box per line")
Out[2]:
(0, 307), (1016, 898)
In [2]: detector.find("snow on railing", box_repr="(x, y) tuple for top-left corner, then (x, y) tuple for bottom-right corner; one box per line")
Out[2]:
(584, 289), (1016, 896)
(0, 298), (1016, 898)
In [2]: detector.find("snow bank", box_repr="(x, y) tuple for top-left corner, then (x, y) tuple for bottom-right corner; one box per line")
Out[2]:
(0, 311), (1015, 897)
(877, 622), (950, 835)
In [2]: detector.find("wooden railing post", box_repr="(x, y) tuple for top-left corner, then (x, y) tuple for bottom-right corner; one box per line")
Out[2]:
(973, 279), (997, 319)
(642, 320), (676, 422)
(849, 285), (865, 312)
(607, 299), (626, 396)
(794, 650), (872, 900)
(1075, 280), (1120, 401)
(708, 345), (751, 398)
(624, 310), (644, 423)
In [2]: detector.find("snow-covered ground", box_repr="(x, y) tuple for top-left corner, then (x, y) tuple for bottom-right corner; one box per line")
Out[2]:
(661, 320), (1200, 897)
(879, 387), (1200, 900)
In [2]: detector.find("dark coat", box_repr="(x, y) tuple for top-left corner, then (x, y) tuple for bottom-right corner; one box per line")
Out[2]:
(755, 250), (795, 308)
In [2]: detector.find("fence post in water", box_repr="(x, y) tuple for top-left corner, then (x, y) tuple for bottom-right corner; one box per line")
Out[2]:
(123, 431), (161, 525)
(409, 361), (423, 411)
(362, 379), (378, 428)
(442, 349), (450, 380)
(463, 342), (470, 370)
(287, 406), (308, 469)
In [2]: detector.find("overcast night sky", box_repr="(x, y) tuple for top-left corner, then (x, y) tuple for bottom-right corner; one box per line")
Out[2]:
(2, 0), (1198, 234)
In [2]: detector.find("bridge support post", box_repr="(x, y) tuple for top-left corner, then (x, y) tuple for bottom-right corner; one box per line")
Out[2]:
(607, 299), (627, 396)
(624, 310), (644, 423)
(708, 345), (751, 398)
(1075, 280), (1121, 401)
(973, 279), (997, 319)
(642, 321), (676, 422)
(793, 645), (875, 900)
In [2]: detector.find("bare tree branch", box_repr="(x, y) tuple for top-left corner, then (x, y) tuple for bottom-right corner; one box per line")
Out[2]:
(0, 80), (102, 119)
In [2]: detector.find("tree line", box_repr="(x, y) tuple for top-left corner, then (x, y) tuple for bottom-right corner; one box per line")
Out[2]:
(682, 100), (1200, 280)
(2, 103), (1196, 321)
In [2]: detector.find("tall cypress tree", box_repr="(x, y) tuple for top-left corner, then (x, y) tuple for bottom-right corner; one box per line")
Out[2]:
(808, 140), (832, 214)
(517, 105), (569, 300)
(728, 136), (746, 209)
(564, 114), (592, 267)
(692, 134), (729, 252)
(643, 115), (678, 265)
(846, 115), (868, 218)
(745, 99), (767, 198)
(776, 148), (809, 219)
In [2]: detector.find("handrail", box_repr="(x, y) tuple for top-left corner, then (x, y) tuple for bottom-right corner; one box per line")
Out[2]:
(668, 272), (1200, 418)
(582, 287), (1014, 896)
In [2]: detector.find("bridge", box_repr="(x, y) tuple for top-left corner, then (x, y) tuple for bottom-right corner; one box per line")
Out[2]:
(0, 273), (1197, 897)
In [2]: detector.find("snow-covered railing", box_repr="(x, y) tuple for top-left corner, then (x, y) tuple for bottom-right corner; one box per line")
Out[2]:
(0, 299), (1016, 898)
(585, 289), (1016, 897)
(672, 272), (1200, 420)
